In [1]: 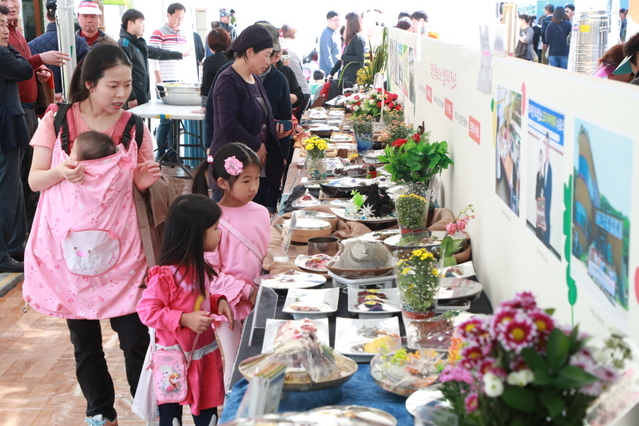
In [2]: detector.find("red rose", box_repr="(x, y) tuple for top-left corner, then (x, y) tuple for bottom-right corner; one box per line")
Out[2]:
(377, 101), (382, 108)
(388, 102), (395, 109)
(397, 105), (402, 111)
(392, 138), (408, 147)
(412, 133), (421, 142)
(354, 95), (360, 100)
(377, 88), (382, 92)
(356, 101), (362, 106)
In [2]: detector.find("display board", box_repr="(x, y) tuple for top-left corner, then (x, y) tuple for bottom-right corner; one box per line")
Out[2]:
(387, 25), (639, 372)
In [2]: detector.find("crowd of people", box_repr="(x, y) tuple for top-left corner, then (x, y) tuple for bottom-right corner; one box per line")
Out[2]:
(2, 1), (638, 425)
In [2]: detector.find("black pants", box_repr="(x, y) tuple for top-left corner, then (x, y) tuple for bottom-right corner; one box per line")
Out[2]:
(67, 313), (150, 420)
(0, 146), (26, 262)
(159, 404), (217, 426)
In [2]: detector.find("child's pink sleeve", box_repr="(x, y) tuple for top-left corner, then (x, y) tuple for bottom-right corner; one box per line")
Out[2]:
(208, 272), (251, 320)
(137, 266), (183, 332)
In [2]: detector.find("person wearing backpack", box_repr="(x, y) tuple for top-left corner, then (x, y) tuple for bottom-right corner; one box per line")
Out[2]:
(23, 44), (161, 426)
(545, 6), (571, 69)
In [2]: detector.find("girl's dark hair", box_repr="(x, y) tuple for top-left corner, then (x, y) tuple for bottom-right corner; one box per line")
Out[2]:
(343, 12), (362, 48)
(623, 32), (639, 66)
(192, 143), (261, 196)
(69, 44), (132, 103)
(519, 14), (532, 25)
(157, 194), (221, 297)
(551, 6), (567, 24)
(207, 27), (231, 52)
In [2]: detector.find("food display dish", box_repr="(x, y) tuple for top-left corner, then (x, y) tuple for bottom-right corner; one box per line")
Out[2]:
(345, 229), (400, 243)
(440, 261), (476, 279)
(294, 254), (332, 273)
(369, 337), (446, 397)
(330, 208), (397, 224)
(302, 405), (396, 426)
(347, 287), (401, 318)
(257, 270), (327, 290)
(155, 83), (201, 105)
(405, 389), (446, 416)
(282, 288), (339, 319)
(319, 178), (374, 198)
(437, 278), (483, 304)
(325, 240), (394, 279)
(335, 317), (401, 361)
(330, 133), (353, 142)
(283, 218), (332, 243)
(261, 318), (329, 354)
(293, 210), (338, 228)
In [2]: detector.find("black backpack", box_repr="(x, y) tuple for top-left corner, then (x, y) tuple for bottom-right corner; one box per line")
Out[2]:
(52, 103), (145, 153)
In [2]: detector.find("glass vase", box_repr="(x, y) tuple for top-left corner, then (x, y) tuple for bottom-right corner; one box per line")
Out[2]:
(306, 153), (326, 183)
(395, 182), (431, 233)
(354, 133), (373, 152)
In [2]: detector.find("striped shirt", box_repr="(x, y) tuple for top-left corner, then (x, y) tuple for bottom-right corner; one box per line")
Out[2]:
(148, 23), (188, 82)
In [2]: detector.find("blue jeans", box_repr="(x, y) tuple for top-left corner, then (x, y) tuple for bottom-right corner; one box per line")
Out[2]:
(155, 118), (177, 160)
(548, 55), (568, 69)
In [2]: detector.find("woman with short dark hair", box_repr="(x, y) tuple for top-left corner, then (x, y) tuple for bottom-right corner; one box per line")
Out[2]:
(200, 27), (231, 109)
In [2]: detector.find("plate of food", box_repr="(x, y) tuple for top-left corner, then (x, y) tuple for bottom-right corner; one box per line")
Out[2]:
(335, 317), (401, 361)
(295, 254), (332, 273)
(301, 405), (396, 425)
(261, 318), (329, 354)
(405, 389), (448, 416)
(347, 287), (401, 318)
(241, 318), (357, 391)
(440, 261), (476, 279)
(437, 277), (483, 303)
(330, 208), (397, 224)
(320, 178), (375, 198)
(257, 269), (327, 290)
(347, 229), (400, 243)
(282, 288), (339, 319)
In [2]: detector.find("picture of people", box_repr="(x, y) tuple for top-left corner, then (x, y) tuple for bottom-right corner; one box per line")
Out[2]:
(571, 118), (632, 328)
(494, 86), (522, 215)
(525, 100), (564, 259)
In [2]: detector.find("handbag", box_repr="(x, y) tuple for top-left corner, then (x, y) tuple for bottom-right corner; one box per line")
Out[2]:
(132, 329), (159, 421)
(35, 75), (55, 117)
(150, 329), (200, 404)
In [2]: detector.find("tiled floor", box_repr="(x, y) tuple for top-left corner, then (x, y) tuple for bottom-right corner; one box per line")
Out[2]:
(0, 281), (176, 425)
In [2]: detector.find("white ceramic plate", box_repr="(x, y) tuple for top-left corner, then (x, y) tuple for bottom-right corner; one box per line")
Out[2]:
(347, 287), (401, 318)
(405, 389), (445, 416)
(261, 318), (329, 353)
(282, 288), (339, 319)
(437, 277), (483, 302)
(346, 229), (401, 243)
(294, 254), (331, 273)
(330, 208), (397, 224)
(335, 317), (401, 360)
(441, 261), (476, 279)
(257, 270), (327, 290)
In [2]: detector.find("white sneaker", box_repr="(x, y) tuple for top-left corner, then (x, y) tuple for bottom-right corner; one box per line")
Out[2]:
(85, 414), (118, 426)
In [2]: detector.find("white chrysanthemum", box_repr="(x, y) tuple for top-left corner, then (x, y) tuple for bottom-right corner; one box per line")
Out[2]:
(483, 372), (504, 397)
(506, 369), (534, 387)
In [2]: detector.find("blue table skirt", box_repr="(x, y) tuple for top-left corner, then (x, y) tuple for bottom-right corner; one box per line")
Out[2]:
(219, 364), (413, 425)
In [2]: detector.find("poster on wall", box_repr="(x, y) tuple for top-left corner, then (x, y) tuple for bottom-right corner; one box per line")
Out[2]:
(525, 100), (564, 260)
(494, 86), (522, 216)
(571, 118), (633, 330)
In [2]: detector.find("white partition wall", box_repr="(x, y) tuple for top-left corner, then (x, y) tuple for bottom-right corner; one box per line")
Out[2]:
(387, 27), (639, 423)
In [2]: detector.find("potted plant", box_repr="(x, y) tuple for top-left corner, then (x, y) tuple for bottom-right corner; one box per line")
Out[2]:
(303, 135), (329, 182)
(354, 28), (389, 91)
(350, 114), (374, 152)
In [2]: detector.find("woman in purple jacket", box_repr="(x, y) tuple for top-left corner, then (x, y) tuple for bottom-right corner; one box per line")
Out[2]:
(210, 25), (289, 212)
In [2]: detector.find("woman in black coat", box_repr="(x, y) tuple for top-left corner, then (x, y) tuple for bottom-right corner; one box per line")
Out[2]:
(200, 28), (231, 109)
(340, 12), (366, 88)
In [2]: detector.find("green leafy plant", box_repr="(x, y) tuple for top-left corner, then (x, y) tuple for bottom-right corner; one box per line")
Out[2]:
(350, 114), (374, 136)
(440, 204), (475, 267)
(394, 248), (440, 312)
(379, 132), (453, 185)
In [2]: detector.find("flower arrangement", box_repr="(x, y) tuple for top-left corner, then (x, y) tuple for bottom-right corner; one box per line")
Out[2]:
(394, 248), (440, 313)
(383, 109), (405, 126)
(379, 132), (453, 185)
(379, 120), (415, 145)
(440, 204), (475, 267)
(350, 114), (374, 136)
(438, 292), (632, 426)
(395, 193), (428, 230)
(346, 89), (401, 118)
(303, 135), (329, 159)
(354, 28), (388, 91)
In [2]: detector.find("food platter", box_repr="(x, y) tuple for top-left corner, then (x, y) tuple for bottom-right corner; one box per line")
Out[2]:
(294, 254), (332, 273)
(261, 318), (329, 353)
(347, 287), (401, 318)
(437, 277), (483, 303)
(335, 317), (401, 361)
(330, 208), (397, 224)
(345, 229), (400, 243)
(440, 261), (476, 279)
(257, 270), (327, 290)
(302, 405), (397, 426)
(282, 288), (339, 319)
(405, 389), (448, 416)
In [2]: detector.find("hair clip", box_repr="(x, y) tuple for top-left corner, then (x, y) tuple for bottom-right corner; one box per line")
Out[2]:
(207, 155), (214, 163)
(224, 156), (244, 176)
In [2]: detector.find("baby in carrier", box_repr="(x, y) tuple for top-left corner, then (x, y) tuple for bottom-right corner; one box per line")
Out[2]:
(70, 131), (117, 161)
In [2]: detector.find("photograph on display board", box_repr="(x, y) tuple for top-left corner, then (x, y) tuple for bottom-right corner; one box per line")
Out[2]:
(494, 86), (522, 216)
(408, 46), (415, 105)
(525, 100), (564, 260)
(571, 118), (632, 326)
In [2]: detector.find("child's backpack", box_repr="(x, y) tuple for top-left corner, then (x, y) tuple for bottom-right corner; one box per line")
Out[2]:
(51, 103), (145, 154)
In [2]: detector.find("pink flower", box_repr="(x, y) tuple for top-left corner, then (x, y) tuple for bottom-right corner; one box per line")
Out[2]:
(491, 307), (519, 334)
(457, 317), (491, 345)
(224, 156), (244, 176)
(501, 291), (538, 311)
(465, 393), (479, 413)
(440, 366), (474, 384)
(456, 219), (467, 232)
(497, 316), (537, 353)
(445, 222), (458, 235)
(477, 358), (497, 375)
(460, 345), (486, 367)
(529, 311), (554, 336)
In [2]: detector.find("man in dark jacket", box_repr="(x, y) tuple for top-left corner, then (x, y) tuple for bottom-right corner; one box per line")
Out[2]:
(28, 0), (90, 100)
(0, 4), (32, 272)
(117, 8), (186, 108)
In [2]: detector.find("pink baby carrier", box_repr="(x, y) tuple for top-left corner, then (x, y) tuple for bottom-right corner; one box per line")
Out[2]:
(23, 107), (148, 320)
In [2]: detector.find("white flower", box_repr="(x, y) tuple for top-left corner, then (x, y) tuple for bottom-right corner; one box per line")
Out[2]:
(506, 369), (534, 387)
(352, 105), (359, 111)
(592, 347), (608, 364)
(483, 372), (504, 397)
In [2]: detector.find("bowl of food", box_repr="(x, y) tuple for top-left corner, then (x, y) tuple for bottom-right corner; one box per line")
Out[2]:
(325, 240), (394, 278)
(156, 83), (201, 106)
(369, 337), (447, 397)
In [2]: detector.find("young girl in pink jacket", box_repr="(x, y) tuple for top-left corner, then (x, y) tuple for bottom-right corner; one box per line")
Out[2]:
(137, 194), (235, 426)
(193, 142), (270, 389)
